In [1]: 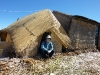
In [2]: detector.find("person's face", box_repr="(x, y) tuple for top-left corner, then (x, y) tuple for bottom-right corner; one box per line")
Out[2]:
(46, 38), (51, 42)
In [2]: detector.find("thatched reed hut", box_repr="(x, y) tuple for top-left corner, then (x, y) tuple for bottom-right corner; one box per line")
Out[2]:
(69, 15), (100, 50)
(0, 9), (100, 57)
(0, 9), (70, 58)
(53, 11), (100, 52)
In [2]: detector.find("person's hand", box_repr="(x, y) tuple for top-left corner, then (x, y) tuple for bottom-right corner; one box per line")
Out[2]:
(48, 50), (51, 53)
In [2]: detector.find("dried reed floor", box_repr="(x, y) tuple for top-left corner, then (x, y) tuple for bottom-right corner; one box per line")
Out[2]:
(0, 52), (100, 75)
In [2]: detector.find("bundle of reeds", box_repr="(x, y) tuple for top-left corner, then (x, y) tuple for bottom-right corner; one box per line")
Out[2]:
(69, 19), (97, 50)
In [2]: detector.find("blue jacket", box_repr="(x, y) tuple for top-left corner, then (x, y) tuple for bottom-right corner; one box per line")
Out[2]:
(41, 41), (54, 52)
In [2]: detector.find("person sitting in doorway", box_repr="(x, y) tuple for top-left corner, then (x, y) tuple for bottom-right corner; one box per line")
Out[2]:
(40, 35), (54, 59)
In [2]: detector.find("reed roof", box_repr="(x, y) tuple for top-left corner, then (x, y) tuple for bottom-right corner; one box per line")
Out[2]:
(53, 11), (72, 33)
(4, 9), (70, 52)
(73, 15), (100, 26)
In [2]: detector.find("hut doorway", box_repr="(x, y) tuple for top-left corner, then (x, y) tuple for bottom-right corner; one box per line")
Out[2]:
(38, 31), (63, 54)
(95, 26), (99, 49)
(0, 31), (16, 58)
(38, 32), (51, 53)
(0, 31), (7, 41)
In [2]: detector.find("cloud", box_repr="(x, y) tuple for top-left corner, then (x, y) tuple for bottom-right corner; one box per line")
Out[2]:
(27, 11), (33, 12)
(35, 10), (38, 11)
(13, 10), (33, 12)
(23, 11), (33, 12)
(0, 10), (35, 13)
(3, 10), (6, 11)
(25, 11), (28, 12)
(8, 11), (12, 12)
(13, 11), (21, 12)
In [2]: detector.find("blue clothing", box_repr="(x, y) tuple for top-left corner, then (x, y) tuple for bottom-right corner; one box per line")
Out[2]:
(41, 41), (54, 52)
(41, 50), (54, 58)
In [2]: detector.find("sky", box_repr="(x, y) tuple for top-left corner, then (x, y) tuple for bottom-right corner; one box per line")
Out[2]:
(0, 0), (100, 29)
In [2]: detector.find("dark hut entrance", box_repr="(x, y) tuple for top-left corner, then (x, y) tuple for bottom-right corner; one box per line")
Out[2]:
(0, 31), (7, 41)
(38, 32), (51, 53)
(95, 26), (99, 49)
(0, 31), (16, 58)
(38, 31), (63, 54)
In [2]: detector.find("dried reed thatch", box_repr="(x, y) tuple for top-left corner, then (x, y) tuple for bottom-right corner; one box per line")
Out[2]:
(53, 11), (72, 34)
(98, 27), (100, 50)
(51, 33), (62, 53)
(72, 16), (100, 51)
(4, 9), (70, 57)
(69, 16), (97, 50)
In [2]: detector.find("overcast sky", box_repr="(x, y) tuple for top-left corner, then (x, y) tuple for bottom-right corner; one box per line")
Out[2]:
(0, 0), (100, 29)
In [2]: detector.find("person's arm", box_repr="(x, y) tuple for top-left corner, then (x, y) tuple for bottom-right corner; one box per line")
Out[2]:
(41, 42), (48, 51)
(49, 42), (54, 52)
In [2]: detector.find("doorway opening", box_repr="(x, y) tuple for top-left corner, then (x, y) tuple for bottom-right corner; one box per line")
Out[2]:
(38, 32), (51, 53)
(0, 31), (16, 58)
(95, 26), (99, 49)
(0, 31), (7, 41)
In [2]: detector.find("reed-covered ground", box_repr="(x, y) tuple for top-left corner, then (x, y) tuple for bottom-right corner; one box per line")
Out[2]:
(0, 52), (100, 75)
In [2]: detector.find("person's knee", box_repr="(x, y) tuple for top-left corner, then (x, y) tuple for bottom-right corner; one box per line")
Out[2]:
(49, 50), (54, 55)
(51, 50), (54, 54)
